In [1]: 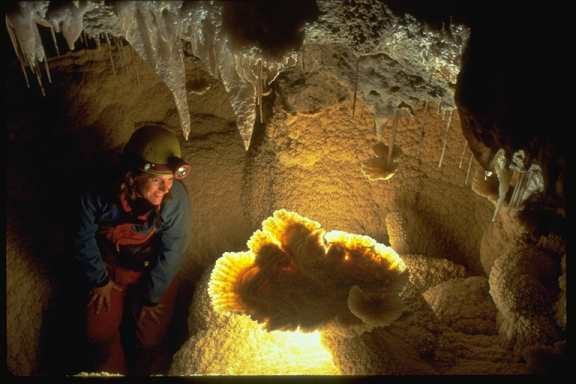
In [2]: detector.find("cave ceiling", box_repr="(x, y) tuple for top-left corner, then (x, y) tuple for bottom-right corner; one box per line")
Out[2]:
(4, 0), (566, 214)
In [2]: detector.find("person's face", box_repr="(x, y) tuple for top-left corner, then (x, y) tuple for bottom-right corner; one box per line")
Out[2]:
(136, 173), (174, 206)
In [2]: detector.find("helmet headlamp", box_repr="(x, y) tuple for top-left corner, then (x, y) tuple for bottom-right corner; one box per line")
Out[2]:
(174, 163), (192, 180)
(137, 157), (191, 180)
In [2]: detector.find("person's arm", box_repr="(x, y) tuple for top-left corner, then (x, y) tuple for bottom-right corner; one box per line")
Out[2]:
(143, 181), (191, 306)
(74, 191), (110, 288)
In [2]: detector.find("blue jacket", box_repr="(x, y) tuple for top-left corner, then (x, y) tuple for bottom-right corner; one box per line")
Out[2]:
(74, 180), (191, 304)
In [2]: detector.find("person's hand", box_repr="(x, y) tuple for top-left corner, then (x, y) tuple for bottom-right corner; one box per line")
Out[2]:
(138, 303), (165, 326)
(88, 280), (122, 315)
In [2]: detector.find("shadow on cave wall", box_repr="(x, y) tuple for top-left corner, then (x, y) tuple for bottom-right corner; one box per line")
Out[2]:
(5, 57), (215, 374)
(5, 62), (121, 374)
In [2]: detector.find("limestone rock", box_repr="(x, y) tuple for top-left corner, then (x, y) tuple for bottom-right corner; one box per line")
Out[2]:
(555, 253), (566, 330)
(435, 331), (528, 375)
(479, 208), (529, 275)
(434, 331), (528, 374)
(489, 245), (562, 356)
(322, 325), (438, 375)
(422, 277), (498, 335)
(401, 254), (466, 298)
(6, 226), (54, 375)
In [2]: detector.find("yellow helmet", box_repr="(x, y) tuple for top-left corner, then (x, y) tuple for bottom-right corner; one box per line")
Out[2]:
(123, 124), (191, 179)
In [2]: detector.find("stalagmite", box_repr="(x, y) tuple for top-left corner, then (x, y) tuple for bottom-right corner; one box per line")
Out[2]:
(437, 109), (453, 168)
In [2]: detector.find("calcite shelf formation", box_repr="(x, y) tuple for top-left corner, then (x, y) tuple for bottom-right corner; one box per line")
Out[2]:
(208, 209), (408, 334)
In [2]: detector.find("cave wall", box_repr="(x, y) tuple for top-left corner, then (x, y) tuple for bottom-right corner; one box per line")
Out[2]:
(5, 38), (494, 375)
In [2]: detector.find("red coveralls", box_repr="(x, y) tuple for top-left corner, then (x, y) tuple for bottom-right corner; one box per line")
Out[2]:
(84, 197), (179, 374)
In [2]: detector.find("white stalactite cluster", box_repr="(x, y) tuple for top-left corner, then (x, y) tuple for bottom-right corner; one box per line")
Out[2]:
(489, 149), (544, 223)
(114, 1), (191, 139)
(179, 0), (297, 149)
(5, 0), (298, 150)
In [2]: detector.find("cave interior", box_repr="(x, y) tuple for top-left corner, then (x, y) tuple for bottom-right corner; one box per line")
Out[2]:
(4, 0), (568, 377)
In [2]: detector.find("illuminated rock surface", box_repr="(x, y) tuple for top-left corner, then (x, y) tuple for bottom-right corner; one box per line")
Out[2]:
(170, 269), (339, 375)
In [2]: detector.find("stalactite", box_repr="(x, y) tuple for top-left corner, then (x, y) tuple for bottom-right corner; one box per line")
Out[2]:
(490, 150), (512, 223)
(43, 57), (52, 84)
(352, 56), (359, 118)
(33, 18), (50, 88)
(104, 32), (116, 75)
(31, 62), (46, 96)
(387, 108), (399, 167)
(458, 140), (467, 169)
(5, 4), (52, 95)
(300, 45), (305, 72)
(5, 16), (30, 88)
(49, 25), (60, 56)
(7, 1), (301, 148)
(80, 30), (86, 48)
(437, 109), (453, 168)
(58, 1), (93, 51)
(113, 36), (121, 62)
(118, 36), (129, 64)
(464, 150), (473, 185)
(470, 166), (478, 189)
(510, 171), (527, 208)
(135, 61), (142, 87)
(376, 118), (383, 143)
(258, 59), (263, 124)
(128, 45), (142, 87)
